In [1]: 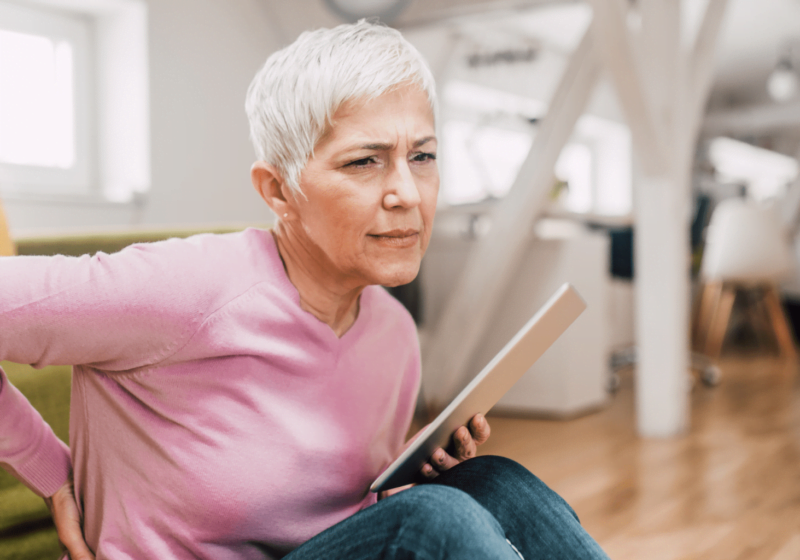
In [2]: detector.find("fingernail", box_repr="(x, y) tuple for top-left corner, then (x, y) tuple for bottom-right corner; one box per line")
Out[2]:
(423, 464), (432, 474)
(434, 449), (445, 463)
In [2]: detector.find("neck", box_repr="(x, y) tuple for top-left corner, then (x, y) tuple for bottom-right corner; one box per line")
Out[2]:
(271, 223), (364, 338)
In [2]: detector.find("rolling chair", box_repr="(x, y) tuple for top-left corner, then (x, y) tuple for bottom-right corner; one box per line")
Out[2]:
(608, 194), (720, 390)
(693, 198), (796, 362)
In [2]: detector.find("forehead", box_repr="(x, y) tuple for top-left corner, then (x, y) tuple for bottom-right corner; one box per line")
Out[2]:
(318, 84), (436, 150)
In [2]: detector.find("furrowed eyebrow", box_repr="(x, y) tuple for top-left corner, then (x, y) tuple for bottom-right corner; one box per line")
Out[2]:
(351, 136), (437, 152)
(360, 142), (394, 151)
(413, 136), (436, 149)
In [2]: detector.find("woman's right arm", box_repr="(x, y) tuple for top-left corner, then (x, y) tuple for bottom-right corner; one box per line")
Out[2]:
(0, 365), (71, 497)
(1, 240), (219, 557)
(0, 244), (209, 371)
(0, 240), (218, 481)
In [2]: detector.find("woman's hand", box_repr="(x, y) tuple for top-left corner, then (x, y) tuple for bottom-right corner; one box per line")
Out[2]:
(420, 413), (491, 480)
(378, 414), (492, 499)
(44, 476), (95, 560)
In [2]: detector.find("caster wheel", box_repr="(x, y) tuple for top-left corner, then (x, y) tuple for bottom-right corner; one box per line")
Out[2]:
(701, 365), (722, 387)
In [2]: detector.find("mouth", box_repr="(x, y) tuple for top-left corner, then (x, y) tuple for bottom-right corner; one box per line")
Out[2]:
(367, 229), (420, 248)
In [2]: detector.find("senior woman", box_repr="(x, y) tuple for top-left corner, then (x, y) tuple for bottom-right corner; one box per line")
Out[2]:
(0, 20), (609, 560)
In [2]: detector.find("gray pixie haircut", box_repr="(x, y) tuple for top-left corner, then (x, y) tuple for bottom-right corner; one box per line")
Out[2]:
(245, 20), (437, 193)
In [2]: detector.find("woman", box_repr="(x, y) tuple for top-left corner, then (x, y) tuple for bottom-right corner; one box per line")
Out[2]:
(0, 21), (609, 560)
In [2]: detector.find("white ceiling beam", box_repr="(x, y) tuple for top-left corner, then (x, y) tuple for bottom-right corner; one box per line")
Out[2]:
(639, 0), (681, 134)
(684, 0), (730, 151)
(586, 0), (667, 176)
(703, 100), (800, 135)
(396, 0), (573, 29)
(421, 26), (600, 410)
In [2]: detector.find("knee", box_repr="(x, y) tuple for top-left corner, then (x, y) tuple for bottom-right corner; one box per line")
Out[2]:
(385, 484), (487, 523)
(382, 484), (502, 535)
(379, 486), (511, 558)
(437, 455), (580, 522)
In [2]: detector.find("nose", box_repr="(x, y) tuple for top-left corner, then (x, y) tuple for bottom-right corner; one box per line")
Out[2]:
(383, 159), (421, 209)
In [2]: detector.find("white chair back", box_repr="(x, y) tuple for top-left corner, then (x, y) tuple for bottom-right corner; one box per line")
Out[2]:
(702, 198), (795, 283)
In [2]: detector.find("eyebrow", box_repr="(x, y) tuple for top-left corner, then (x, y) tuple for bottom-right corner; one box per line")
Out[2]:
(356, 136), (437, 152)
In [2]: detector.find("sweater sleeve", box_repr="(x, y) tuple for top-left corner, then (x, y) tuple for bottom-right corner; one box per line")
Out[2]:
(0, 366), (71, 497)
(0, 236), (223, 371)
(0, 235), (225, 496)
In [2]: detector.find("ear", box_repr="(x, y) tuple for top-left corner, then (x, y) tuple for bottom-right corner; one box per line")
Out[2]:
(251, 161), (296, 219)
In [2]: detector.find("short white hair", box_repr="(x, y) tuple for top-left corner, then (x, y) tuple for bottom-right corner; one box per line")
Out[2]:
(245, 20), (437, 193)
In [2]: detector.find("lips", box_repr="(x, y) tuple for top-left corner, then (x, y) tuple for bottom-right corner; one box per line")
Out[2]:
(368, 229), (420, 248)
(370, 228), (419, 238)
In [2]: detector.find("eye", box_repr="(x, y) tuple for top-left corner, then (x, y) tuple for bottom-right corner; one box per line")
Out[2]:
(411, 152), (437, 163)
(344, 156), (378, 168)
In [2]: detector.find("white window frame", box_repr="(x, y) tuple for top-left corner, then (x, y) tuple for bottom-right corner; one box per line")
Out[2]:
(0, 0), (149, 203)
(0, 0), (94, 195)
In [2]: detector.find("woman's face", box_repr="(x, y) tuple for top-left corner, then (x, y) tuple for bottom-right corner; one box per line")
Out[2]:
(290, 83), (439, 288)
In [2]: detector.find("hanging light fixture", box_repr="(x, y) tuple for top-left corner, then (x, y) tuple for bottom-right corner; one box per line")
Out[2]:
(323, 0), (412, 23)
(767, 41), (799, 102)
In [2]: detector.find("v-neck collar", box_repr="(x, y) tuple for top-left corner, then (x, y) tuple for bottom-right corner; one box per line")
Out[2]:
(263, 229), (371, 345)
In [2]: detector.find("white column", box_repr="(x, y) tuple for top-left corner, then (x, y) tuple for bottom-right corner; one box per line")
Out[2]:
(633, 171), (691, 436)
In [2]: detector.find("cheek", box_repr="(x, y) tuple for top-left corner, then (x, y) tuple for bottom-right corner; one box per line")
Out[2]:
(308, 190), (380, 255)
(420, 177), (439, 224)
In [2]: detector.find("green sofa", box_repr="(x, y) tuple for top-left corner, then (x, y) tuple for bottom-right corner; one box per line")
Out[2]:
(0, 225), (268, 560)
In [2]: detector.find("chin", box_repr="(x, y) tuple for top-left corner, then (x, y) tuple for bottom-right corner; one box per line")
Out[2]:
(373, 261), (420, 288)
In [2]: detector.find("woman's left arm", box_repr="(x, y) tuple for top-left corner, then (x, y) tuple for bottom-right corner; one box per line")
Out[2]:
(379, 414), (491, 499)
(419, 413), (492, 479)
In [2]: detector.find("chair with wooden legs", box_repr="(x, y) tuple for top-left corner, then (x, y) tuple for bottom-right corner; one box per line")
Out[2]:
(0, 197), (16, 257)
(693, 198), (797, 363)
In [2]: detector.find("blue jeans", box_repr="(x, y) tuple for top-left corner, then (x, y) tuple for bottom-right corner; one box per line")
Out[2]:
(284, 456), (610, 559)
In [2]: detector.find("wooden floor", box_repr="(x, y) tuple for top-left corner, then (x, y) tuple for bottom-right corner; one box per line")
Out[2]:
(479, 356), (800, 560)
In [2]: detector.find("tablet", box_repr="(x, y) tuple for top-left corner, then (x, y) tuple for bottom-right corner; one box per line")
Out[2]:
(370, 283), (586, 493)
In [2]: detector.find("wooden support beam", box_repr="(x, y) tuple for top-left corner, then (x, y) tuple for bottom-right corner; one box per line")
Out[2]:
(422, 27), (600, 410)
(0, 199), (16, 256)
(586, 0), (667, 176)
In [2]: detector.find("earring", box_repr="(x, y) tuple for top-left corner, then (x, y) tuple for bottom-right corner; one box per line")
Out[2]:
(283, 213), (288, 218)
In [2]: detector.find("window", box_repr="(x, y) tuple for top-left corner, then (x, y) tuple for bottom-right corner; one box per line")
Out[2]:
(439, 81), (632, 215)
(442, 120), (533, 205)
(0, 0), (149, 202)
(0, 0), (92, 195)
(0, 30), (74, 167)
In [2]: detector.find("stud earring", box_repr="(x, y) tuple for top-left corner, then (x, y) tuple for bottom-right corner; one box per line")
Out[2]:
(283, 213), (288, 218)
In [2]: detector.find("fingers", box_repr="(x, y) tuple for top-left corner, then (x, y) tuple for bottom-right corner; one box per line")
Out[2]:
(419, 448), (457, 479)
(469, 413), (491, 445)
(50, 480), (95, 560)
(452, 425), (477, 462)
(59, 521), (95, 560)
(451, 413), (491, 461)
(419, 447), (460, 480)
(420, 461), (438, 480)
(418, 415), (492, 481)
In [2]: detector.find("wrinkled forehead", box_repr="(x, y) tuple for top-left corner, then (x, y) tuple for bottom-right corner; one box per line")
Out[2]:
(313, 85), (436, 154)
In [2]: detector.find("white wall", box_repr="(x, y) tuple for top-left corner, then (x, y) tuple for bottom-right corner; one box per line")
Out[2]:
(5, 0), (283, 235)
(143, 0), (279, 226)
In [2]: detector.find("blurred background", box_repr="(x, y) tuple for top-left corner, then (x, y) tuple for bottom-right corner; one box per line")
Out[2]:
(1, 0), (800, 558)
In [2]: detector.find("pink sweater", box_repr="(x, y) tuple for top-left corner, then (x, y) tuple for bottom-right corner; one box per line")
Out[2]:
(0, 228), (420, 559)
